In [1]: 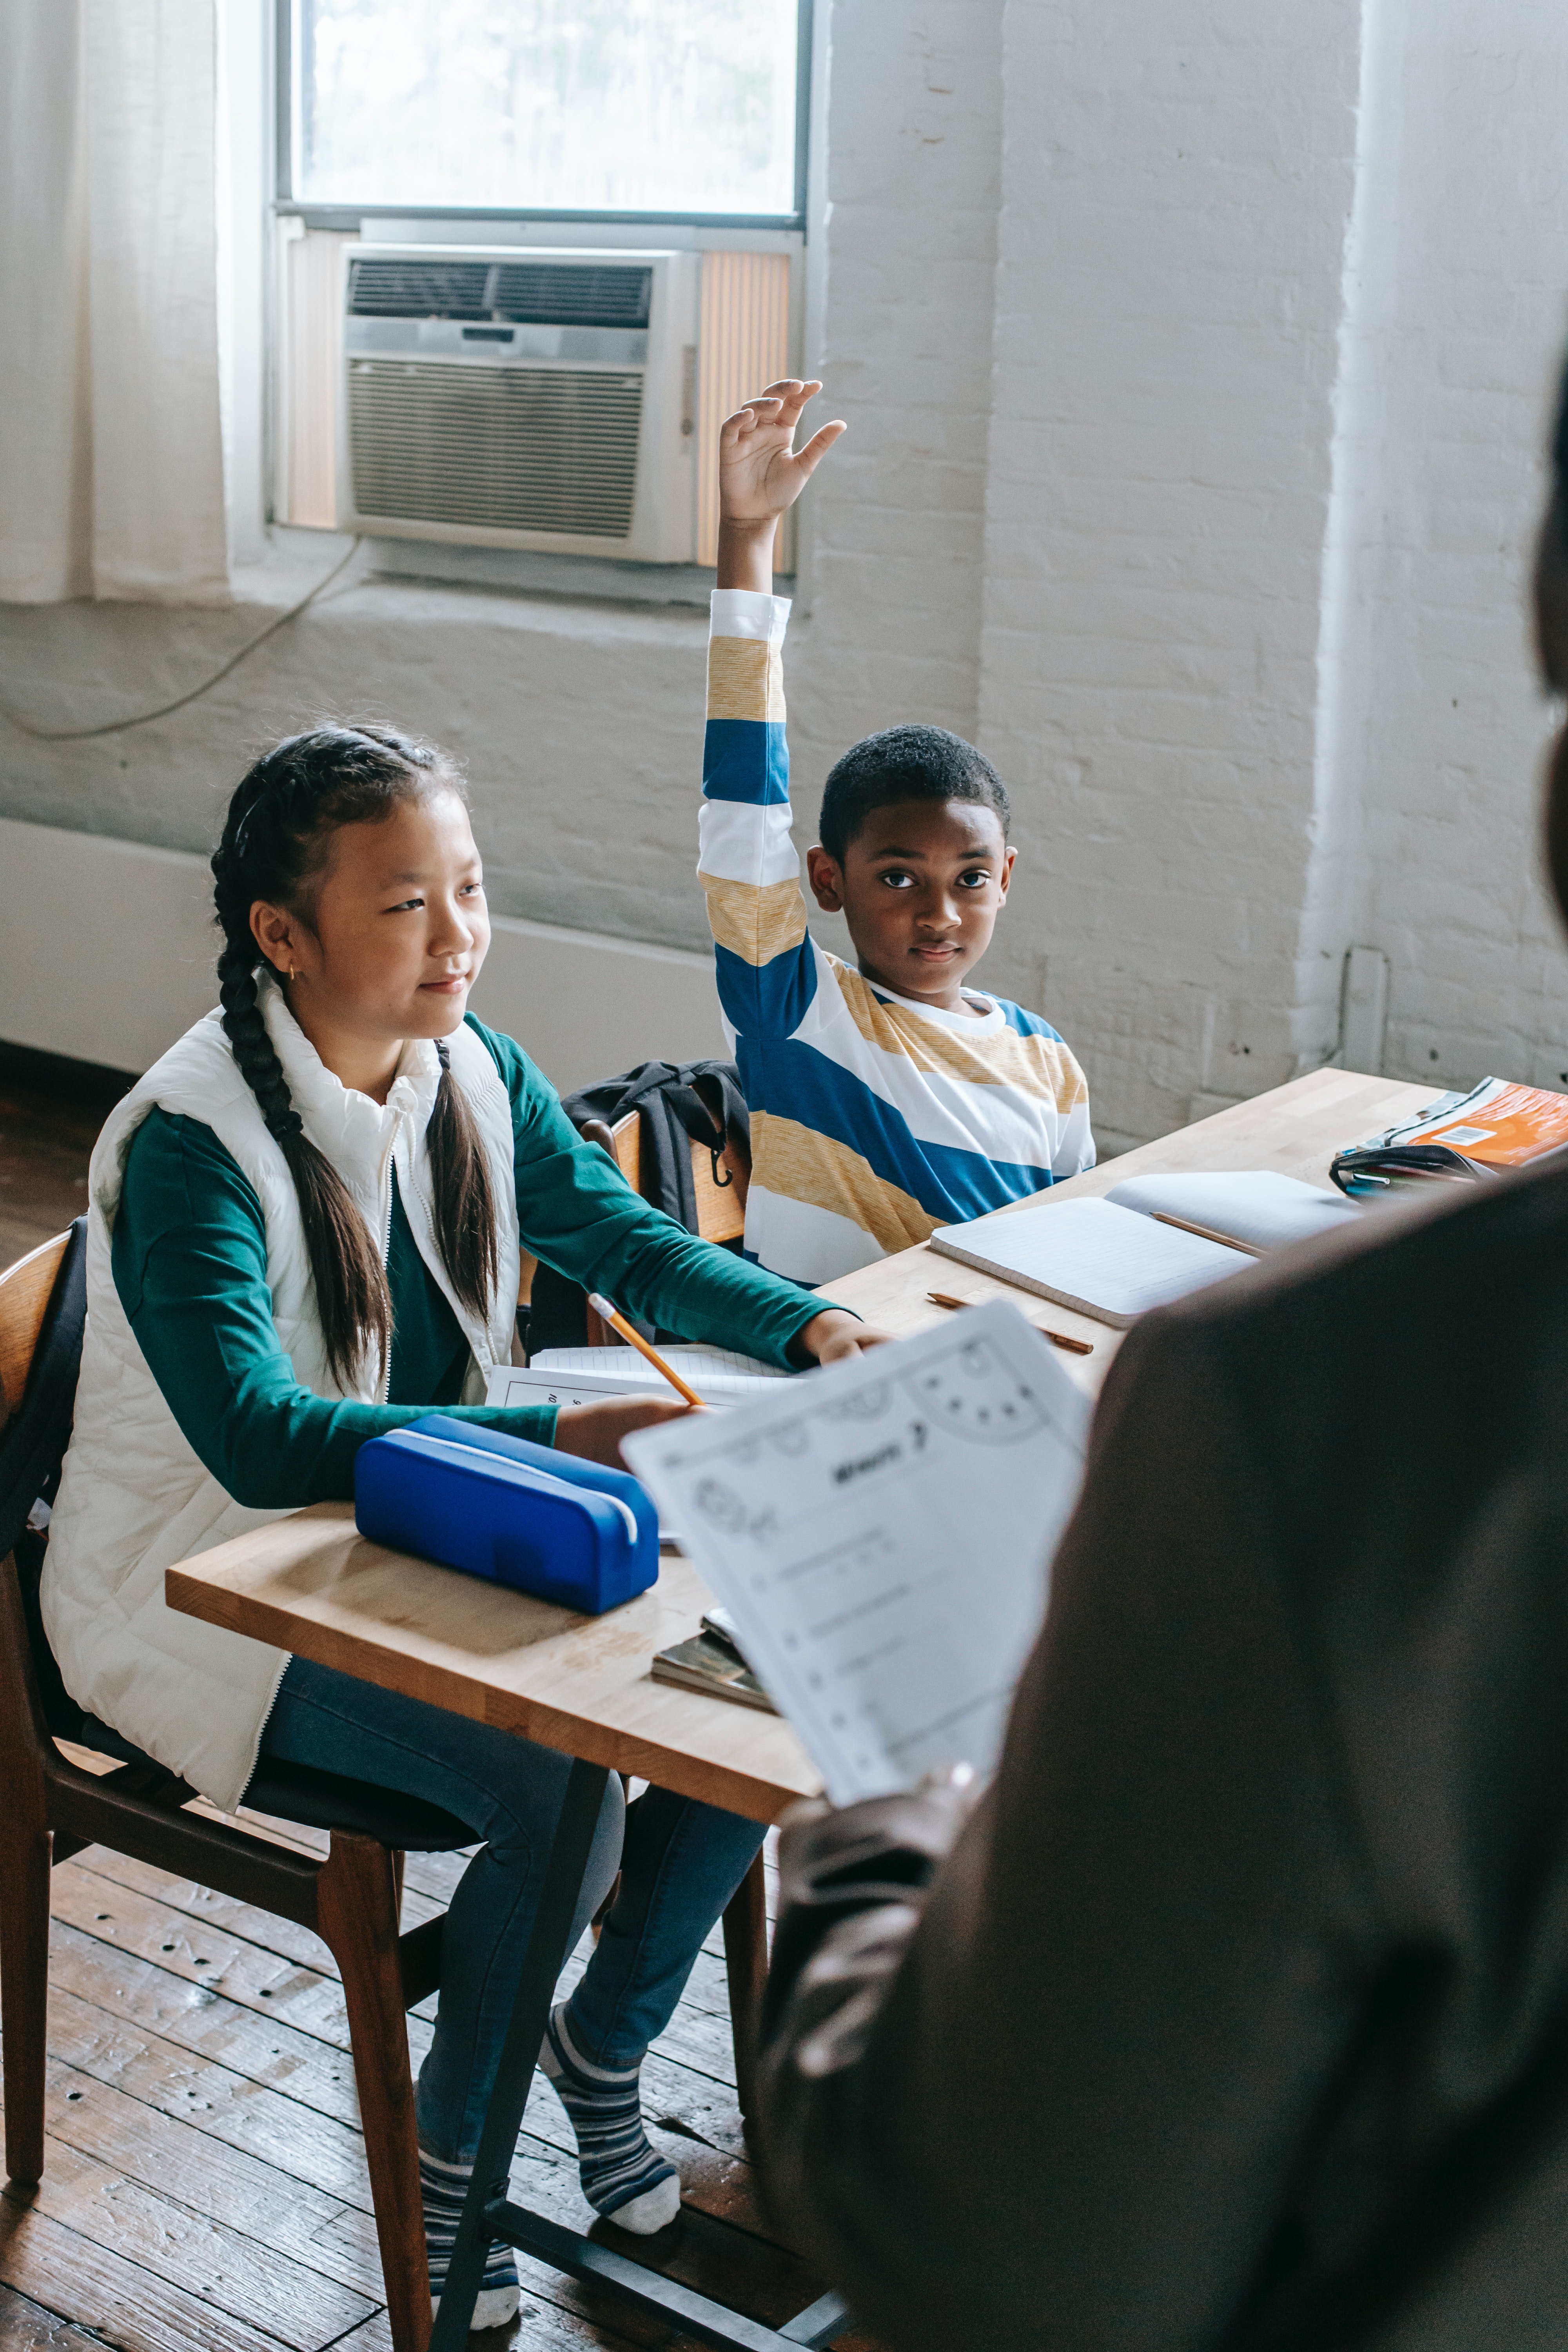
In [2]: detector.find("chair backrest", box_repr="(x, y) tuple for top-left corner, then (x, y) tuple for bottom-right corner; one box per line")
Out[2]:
(527, 1064), (753, 1356)
(591, 1107), (748, 1245)
(0, 1224), (87, 1566)
(0, 1222), (90, 1751)
(0, 1232), (73, 1422)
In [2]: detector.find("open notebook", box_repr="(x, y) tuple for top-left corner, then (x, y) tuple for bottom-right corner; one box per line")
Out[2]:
(929, 1171), (1363, 1329)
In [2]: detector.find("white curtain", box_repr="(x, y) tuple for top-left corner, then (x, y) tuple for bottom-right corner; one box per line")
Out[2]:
(0, 0), (229, 604)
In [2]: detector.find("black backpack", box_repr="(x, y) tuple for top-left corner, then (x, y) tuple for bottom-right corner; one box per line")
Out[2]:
(526, 1060), (750, 1354)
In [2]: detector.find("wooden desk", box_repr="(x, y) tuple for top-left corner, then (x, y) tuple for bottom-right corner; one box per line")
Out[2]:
(826, 1064), (1440, 1392)
(168, 1524), (838, 2352)
(169, 1514), (817, 1827)
(168, 1069), (1431, 1791)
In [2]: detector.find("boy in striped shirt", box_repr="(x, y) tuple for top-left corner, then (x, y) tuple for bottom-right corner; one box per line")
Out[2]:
(699, 379), (1095, 1287)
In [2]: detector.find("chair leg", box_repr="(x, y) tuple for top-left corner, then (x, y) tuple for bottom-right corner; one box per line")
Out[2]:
(0, 1809), (51, 2188)
(721, 1848), (769, 2122)
(317, 1835), (431, 2352)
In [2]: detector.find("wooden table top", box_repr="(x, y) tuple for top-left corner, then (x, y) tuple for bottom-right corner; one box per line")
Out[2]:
(168, 1509), (822, 1824)
(825, 1063), (1440, 1397)
(167, 1066), (1436, 1820)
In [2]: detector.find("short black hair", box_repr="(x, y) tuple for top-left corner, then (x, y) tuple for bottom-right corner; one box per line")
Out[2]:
(817, 724), (1010, 864)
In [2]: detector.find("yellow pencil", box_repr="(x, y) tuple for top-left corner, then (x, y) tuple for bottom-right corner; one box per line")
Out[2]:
(1149, 1210), (1262, 1258)
(587, 1292), (706, 1408)
(926, 1290), (1094, 1356)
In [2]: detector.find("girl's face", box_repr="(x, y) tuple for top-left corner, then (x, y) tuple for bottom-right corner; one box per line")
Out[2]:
(251, 789), (490, 1070)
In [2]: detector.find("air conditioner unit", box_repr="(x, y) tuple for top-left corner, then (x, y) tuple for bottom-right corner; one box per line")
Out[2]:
(334, 243), (700, 561)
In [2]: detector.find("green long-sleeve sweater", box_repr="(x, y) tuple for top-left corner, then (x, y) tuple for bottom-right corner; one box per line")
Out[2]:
(111, 1015), (832, 1510)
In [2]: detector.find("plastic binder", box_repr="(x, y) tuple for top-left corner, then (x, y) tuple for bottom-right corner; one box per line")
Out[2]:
(354, 1414), (659, 1614)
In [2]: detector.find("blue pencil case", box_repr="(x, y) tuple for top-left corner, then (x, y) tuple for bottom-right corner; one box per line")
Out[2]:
(354, 1414), (659, 1614)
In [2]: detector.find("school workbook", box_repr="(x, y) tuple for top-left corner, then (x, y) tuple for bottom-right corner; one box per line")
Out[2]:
(624, 1297), (1091, 1804)
(1330, 1077), (1568, 1195)
(927, 1171), (1362, 1328)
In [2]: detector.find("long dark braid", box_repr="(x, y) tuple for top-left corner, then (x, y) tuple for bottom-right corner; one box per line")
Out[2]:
(212, 724), (499, 1388)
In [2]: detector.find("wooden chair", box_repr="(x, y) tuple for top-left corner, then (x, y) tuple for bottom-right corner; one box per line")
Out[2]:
(513, 1102), (748, 1333)
(3, 1215), (771, 2352)
(0, 1226), (474, 2352)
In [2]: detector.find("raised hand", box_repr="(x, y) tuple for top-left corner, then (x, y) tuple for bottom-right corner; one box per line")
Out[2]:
(719, 379), (846, 526)
(717, 380), (846, 591)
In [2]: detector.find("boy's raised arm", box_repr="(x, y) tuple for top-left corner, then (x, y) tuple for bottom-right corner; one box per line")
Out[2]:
(697, 382), (846, 1041)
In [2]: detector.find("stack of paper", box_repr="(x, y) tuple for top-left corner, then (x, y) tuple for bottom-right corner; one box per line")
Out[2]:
(486, 1345), (789, 1413)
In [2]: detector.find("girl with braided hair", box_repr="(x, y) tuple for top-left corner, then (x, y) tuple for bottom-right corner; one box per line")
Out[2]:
(44, 721), (885, 2325)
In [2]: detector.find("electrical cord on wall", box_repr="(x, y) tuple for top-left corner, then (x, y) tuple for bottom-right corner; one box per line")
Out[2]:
(0, 535), (364, 743)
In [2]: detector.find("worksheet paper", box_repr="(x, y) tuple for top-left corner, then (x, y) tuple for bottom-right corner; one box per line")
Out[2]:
(622, 1298), (1091, 1803)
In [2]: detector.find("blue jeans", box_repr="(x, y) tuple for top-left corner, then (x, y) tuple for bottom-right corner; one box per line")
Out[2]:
(260, 1656), (765, 2164)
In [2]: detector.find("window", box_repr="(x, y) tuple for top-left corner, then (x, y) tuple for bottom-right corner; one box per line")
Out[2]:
(281, 0), (810, 224)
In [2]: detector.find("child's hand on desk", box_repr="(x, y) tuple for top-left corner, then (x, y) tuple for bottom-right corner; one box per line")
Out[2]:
(554, 1318), (892, 1463)
(554, 1394), (695, 1468)
(795, 1310), (895, 1366)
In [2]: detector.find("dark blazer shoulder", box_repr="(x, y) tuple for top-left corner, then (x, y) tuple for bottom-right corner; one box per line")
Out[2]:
(1152, 1153), (1568, 1360)
(1120, 1155), (1568, 1599)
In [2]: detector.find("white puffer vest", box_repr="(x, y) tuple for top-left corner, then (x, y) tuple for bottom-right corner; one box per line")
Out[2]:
(43, 975), (521, 1809)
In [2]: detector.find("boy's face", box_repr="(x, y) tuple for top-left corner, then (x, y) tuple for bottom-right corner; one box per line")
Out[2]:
(806, 799), (1016, 1012)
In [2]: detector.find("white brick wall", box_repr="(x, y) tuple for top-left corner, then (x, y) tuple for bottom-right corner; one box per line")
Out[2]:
(1305, 0), (1568, 1102)
(973, 0), (1362, 1145)
(788, 0), (1004, 802)
(0, 559), (713, 957)
(6, 0), (1568, 1137)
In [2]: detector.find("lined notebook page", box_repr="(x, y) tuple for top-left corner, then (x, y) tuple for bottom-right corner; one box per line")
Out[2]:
(930, 1197), (1247, 1327)
(532, 1346), (786, 1382)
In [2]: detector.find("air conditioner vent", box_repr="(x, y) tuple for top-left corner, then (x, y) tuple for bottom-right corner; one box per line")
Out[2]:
(490, 263), (652, 328)
(348, 360), (643, 538)
(348, 258), (493, 318)
(347, 257), (653, 328)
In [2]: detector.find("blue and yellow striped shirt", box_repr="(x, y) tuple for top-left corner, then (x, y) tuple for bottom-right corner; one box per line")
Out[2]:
(698, 590), (1095, 1285)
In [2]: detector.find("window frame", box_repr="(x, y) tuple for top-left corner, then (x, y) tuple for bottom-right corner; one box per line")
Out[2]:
(274, 0), (814, 233)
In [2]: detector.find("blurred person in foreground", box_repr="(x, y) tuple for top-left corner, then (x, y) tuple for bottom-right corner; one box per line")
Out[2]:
(751, 361), (1568, 2350)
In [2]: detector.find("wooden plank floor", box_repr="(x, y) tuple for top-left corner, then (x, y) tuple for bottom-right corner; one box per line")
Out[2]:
(0, 1054), (863, 2352)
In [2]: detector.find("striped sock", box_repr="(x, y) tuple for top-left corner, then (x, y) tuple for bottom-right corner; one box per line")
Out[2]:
(419, 2147), (520, 2330)
(540, 2004), (681, 2234)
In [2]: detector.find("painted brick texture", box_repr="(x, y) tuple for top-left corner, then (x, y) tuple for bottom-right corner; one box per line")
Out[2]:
(6, 0), (1568, 1143)
(974, 0), (1362, 1145)
(1312, 0), (1568, 1102)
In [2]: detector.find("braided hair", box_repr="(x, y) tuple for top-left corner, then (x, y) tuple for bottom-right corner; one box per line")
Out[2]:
(211, 724), (499, 1388)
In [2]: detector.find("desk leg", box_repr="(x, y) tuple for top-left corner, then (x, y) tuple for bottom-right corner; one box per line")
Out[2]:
(429, 1755), (853, 2352)
(428, 1757), (610, 2352)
